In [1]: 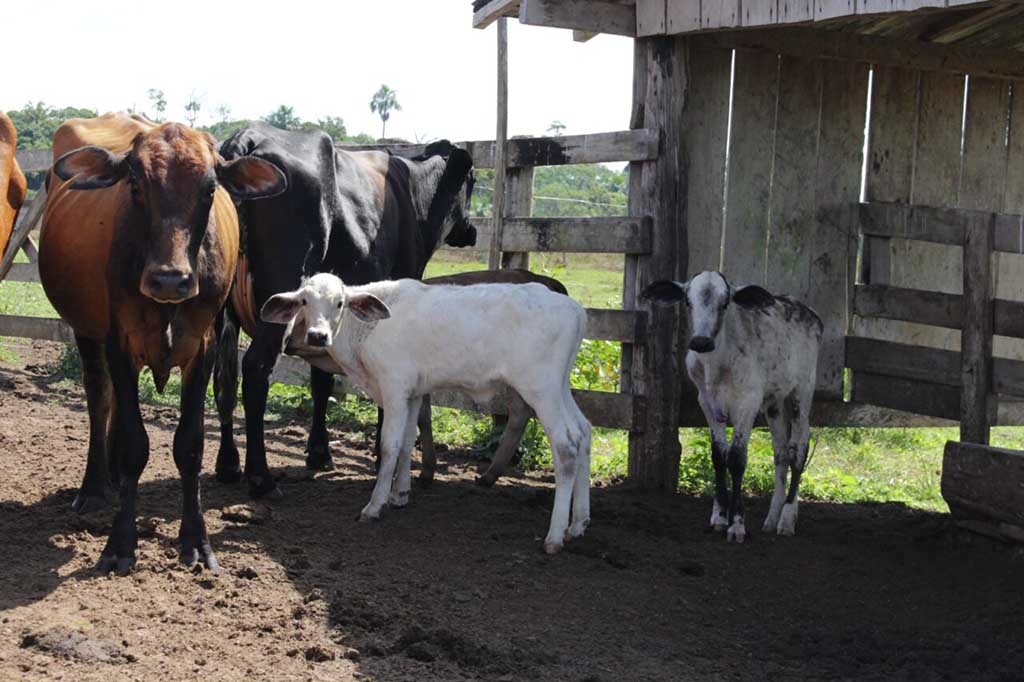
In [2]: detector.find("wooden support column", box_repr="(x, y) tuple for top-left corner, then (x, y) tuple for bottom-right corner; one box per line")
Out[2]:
(625, 35), (686, 490)
(960, 213), (994, 444)
(501, 166), (534, 270)
(488, 17), (510, 270)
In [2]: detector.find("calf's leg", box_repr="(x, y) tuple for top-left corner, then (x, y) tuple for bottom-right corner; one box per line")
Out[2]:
(530, 394), (581, 554)
(389, 396), (422, 509)
(213, 307), (242, 483)
(305, 366), (334, 471)
(567, 394), (592, 540)
(360, 397), (410, 521)
(763, 399), (792, 532)
(778, 390), (812, 536)
(175, 340), (219, 570)
(96, 335), (149, 575)
(697, 392), (729, 531)
(240, 322), (287, 498)
(477, 392), (532, 487)
(72, 335), (116, 513)
(725, 402), (759, 544)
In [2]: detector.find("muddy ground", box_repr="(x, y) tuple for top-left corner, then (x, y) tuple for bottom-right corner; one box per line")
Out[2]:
(1, 339), (1022, 681)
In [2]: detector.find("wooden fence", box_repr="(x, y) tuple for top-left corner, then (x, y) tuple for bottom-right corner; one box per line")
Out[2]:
(0, 131), (654, 433)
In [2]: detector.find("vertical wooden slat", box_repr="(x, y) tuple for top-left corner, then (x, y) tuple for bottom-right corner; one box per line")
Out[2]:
(621, 39), (646, 400)
(722, 49), (779, 285)
(997, 83), (1024, 365)
(628, 35), (686, 490)
(636, 0), (667, 36)
(766, 55), (822, 297)
(489, 17), (509, 270)
(811, 60), (869, 399)
(744, 0), (778, 26)
(779, 0), (814, 24)
(667, 0), (701, 32)
(501, 167), (535, 270)
(961, 213), (995, 444)
(701, 0), (740, 29)
(683, 45), (732, 274)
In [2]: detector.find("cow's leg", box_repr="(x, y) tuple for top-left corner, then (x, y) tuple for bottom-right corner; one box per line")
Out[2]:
(477, 392), (532, 488)
(778, 389), (812, 536)
(725, 402), (759, 544)
(697, 392), (729, 532)
(305, 366), (334, 471)
(373, 407), (384, 473)
(389, 396), (422, 509)
(417, 395), (436, 484)
(241, 322), (287, 499)
(567, 393), (592, 541)
(529, 393), (580, 554)
(213, 307), (242, 483)
(360, 396), (410, 521)
(763, 397), (792, 532)
(96, 336), (148, 575)
(175, 340), (219, 570)
(72, 335), (116, 514)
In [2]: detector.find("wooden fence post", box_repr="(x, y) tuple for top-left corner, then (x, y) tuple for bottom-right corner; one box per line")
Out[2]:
(625, 35), (686, 490)
(488, 16), (510, 271)
(961, 212), (995, 444)
(501, 166), (534, 270)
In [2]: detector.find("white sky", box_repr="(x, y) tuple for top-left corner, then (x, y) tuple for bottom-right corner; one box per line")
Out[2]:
(4, 1), (634, 142)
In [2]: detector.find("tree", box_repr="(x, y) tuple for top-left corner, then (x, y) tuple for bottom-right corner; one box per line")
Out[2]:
(184, 90), (203, 127)
(264, 104), (301, 131)
(369, 85), (401, 139)
(6, 102), (98, 149)
(547, 120), (567, 137)
(299, 115), (347, 141)
(147, 89), (167, 122)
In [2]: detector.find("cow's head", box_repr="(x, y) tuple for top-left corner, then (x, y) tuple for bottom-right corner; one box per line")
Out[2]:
(260, 273), (390, 349)
(53, 123), (287, 304)
(418, 141), (477, 249)
(640, 271), (732, 354)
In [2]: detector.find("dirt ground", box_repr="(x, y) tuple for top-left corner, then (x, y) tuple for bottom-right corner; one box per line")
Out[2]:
(1, 340), (1023, 682)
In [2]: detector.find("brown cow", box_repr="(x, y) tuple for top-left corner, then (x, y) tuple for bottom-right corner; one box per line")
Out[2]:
(0, 113), (27, 259)
(40, 112), (285, 574)
(375, 269), (569, 485)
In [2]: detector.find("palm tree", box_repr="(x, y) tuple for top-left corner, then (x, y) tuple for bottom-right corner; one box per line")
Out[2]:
(370, 85), (401, 139)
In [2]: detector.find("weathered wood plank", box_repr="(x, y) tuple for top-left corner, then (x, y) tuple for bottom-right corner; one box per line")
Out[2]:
(779, 0), (814, 24)
(722, 49), (779, 285)
(845, 336), (960, 386)
(766, 56), (821, 298)
(681, 44), (731, 274)
(700, 0), (741, 29)
(814, 0), (857, 21)
(586, 308), (645, 343)
(501, 216), (652, 253)
(4, 262), (40, 283)
(667, 0), (701, 32)
(0, 315), (73, 343)
(850, 371), (961, 420)
(519, 0), (637, 36)
(810, 60), (868, 398)
(853, 284), (961, 329)
(942, 441), (1024, 528)
(858, 202), (967, 245)
(12, 149), (49, 173)
(489, 18), (510, 270)
(682, 393), (957, 427)
(636, 0), (666, 35)
(0, 183), (47, 281)
(691, 27), (1024, 81)
(743, 0), (778, 26)
(473, 0), (520, 28)
(500, 167), (534, 270)
(961, 212), (995, 443)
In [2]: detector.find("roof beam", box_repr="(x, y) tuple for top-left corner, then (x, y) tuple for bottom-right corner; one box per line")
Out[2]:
(473, 0), (520, 29)
(519, 0), (637, 37)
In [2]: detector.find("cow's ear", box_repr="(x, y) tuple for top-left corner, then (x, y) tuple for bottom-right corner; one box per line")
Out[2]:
(347, 293), (391, 322)
(53, 146), (128, 190)
(217, 156), (287, 200)
(732, 285), (775, 309)
(425, 147), (474, 232)
(260, 291), (303, 324)
(640, 280), (687, 305)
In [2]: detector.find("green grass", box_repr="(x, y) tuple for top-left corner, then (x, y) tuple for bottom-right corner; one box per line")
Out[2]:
(9, 252), (1022, 513)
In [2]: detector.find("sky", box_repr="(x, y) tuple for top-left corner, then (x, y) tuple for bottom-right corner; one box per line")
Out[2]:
(4, 1), (635, 142)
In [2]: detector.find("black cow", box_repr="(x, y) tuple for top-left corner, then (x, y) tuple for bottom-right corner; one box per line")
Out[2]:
(214, 122), (476, 497)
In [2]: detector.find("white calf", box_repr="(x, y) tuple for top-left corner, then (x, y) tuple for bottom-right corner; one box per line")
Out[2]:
(642, 271), (822, 542)
(261, 273), (592, 554)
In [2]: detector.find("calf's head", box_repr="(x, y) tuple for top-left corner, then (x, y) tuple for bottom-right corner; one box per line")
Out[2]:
(641, 270), (732, 353)
(53, 123), (287, 304)
(260, 273), (391, 349)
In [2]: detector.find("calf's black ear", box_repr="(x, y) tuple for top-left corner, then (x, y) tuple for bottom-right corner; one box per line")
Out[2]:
(732, 285), (775, 309)
(53, 146), (129, 190)
(640, 280), (687, 305)
(261, 291), (303, 324)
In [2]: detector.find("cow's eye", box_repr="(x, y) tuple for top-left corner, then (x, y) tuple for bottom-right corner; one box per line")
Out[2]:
(337, 302), (343, 309)
(301, 299), (307, 306)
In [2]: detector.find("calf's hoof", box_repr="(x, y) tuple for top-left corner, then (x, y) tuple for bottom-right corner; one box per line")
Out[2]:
(543, 539), (564, 555)
(710, 500), (728, 531)
(762, 513), (781, 533)
(388, 489), (410, 509)
(248, 475), (283, 501)
(180, 543), (221, 572)
(96, 553), (136, 576)
(358, 505), (384, 523)
(305, 445), (334, 472)
(726, 519), (746, 544)
(72, 490), (114, 515)
(567, 518), (590, 540)
(215, 466), (244, 485)
(475, 473), (498, 488)
(777, 503), (798, 536)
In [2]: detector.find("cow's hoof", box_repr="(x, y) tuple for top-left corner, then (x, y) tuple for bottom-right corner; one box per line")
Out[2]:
(96, 552), (135, 576)
(388, 489), (410, 509)
(543, 539), (564, 555)
(248, 476), (283, 500)
(358, 506), (383, 523)
(304, 446), (334, 472)
(215, 466), (244, 485)
(726, 520), (746, 544)
(71, 491), (114, 515)
(777, 503), (798, 536)
(567, 518), (590, 540)
(180, 543), (220, 573)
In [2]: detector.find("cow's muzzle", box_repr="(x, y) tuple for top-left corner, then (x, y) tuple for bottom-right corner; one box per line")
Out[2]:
(689, 336), (715, 353)
(306, 330), (330, 348)
(142, 268), (196, 304)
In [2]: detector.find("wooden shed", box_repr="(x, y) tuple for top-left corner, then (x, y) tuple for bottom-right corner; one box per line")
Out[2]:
(470, 0), (1024, 529)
